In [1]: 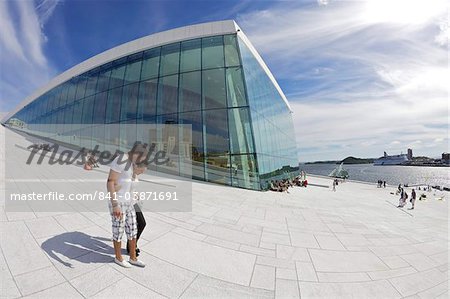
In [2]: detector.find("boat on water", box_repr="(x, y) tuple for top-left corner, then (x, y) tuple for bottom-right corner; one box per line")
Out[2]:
(329, 163), (349, 179)
(374, 151), (409, 166)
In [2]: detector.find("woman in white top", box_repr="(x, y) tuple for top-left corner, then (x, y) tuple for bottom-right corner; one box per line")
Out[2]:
(107, 144), (148, 268)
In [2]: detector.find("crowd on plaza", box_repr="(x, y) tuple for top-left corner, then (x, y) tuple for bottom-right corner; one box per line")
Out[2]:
(268, 171), (308, 193)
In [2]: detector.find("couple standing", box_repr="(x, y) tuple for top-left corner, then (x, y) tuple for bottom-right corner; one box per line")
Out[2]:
(106, 144), (148, 268)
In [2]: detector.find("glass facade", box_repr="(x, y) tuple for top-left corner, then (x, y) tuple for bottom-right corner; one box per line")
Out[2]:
(6, 33), (299, 190)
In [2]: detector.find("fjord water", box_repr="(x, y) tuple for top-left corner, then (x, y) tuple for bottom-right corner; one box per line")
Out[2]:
(300, 163), (449, 187)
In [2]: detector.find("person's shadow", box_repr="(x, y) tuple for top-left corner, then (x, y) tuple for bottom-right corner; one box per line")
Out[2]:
(41, 232), (114, 268)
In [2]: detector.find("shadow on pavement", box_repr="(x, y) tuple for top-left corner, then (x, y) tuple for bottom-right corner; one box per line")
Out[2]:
(41, 231), (114, 268)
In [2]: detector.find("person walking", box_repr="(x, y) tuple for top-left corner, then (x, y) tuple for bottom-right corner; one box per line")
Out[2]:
(398, 188), (405, 207)
(410, 189), (416, 209)
(332, 179), (336, 191)
(106, 143), (148, 268)
(127, 163), (147, 257)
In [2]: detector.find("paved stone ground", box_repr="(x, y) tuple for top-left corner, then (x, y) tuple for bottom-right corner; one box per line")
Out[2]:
(1, 126), (448, 298)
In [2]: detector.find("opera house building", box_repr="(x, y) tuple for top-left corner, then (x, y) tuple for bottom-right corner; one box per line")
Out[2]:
(2, 20), (298, 191)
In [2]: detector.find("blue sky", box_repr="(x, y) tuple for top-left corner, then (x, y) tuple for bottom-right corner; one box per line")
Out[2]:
(1, 0), (448, 161)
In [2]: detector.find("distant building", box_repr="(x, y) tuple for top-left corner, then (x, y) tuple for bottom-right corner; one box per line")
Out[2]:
(442, 153), (450, 165)
(407, 148), (413, 160)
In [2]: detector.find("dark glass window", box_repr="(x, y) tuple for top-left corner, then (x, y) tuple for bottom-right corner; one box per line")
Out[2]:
(75, 76), (88, 101)
(81, 96), (94, 124)
(160, 43), (180, 76)
(124, 53), (143, 84)
(96, 69), (111, 92)
(180, 39), (201, 72)
(202, 68), (226, 109)
(157, 74), (178, 115)
(224, 34), (240, 67)
(226, 67), (247, 107)
(204, 109), (229, 156)
(179, 110), (204, 179)
(109, 58), (127, 89)
(141, 48), (160, 80)
(85, 70), (99, 97)
(138, 79), (157, 121)
(228, 107), (254, 154)
(92, 91), (107, 124)
(179, 71), (201, 112)
(120, 82), (139, 121)
(231, 154), (258, 189)
(202, 36), (224, 69)
(105, 87), (123, 123)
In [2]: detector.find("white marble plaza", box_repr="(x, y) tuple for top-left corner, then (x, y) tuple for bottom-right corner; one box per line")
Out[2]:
(1, 126), (448, 298)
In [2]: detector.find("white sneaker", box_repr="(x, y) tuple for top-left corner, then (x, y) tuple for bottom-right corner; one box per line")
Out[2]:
(114, 257), (132, 268)
(129, 259), (146, 268)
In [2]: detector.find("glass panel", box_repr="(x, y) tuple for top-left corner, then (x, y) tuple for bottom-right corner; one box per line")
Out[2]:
(124, 53), (142, 84)
(105, 87), (122, 123)
(85, 70), (99, 97)
(160, 43), (180, 76)
(180, 39), (201, 72)
(138, 79), (157, 121)
(224, 34), (240, 67)
(179, 71), (201, 112)
(72, 100), (83, 124)
(66, 79), (78, 104)
(64, 103), (74, 124)
(202, 68), (226, 109)
(202, 36), (224, 69)
(141, 47), (160, 80)
(92, 91), (107, 124)
(226, 67), (247, 107)
(204, 109), (229, 156)
(96, 69), (111, 92)
(231, 154), (258, 189)
(81, 96), (94, 124)
(228, 107), (254, 154)
(75, 76), (88, 101)
(157, 74), (178, 115)
(109, 58), (127, 89)
(57, 84), (69, 109)
(120, 82), (139, 121)
(179, 110), (204, 179)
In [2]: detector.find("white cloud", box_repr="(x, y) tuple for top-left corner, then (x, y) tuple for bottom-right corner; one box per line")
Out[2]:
(0, 0), (60, 113)
(236, 0), (448, 161)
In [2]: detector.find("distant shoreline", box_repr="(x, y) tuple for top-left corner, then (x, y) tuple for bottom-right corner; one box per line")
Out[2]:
(303, 162), (449, 167)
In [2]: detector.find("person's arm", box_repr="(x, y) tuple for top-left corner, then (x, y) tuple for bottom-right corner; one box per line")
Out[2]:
(107, 169), (122, 219)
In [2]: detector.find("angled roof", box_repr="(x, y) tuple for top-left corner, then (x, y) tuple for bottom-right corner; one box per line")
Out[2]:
(3, 20), (291, 123)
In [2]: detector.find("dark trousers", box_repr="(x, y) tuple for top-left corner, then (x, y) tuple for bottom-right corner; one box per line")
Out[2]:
(135, 209), (146, 241)
(127, 204), (146, 253)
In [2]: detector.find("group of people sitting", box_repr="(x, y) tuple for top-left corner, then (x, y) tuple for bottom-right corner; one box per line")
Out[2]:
(83, 151), (99, 170)
(269, 175), (308, 193)
(33, 143), (52, 151)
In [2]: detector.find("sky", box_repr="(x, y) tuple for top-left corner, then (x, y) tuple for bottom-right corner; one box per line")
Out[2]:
(0, 0), (448, 162)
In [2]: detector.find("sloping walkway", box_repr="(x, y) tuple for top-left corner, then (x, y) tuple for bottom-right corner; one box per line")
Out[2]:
(1, 126), (448, 298)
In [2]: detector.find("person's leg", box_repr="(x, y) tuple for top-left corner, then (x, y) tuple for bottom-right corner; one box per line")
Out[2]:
(136, 210), (146, 243)
(110, 208), (125, 261)
(124, 203), (138, 261)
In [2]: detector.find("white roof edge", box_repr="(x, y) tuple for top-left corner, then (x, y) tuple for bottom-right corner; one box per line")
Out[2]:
(235, 25), (293, 113)
(3, 19), (292, 122)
